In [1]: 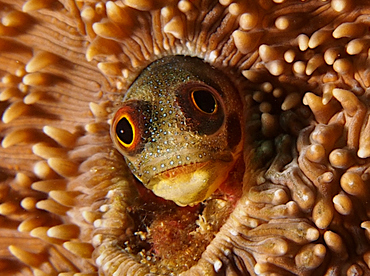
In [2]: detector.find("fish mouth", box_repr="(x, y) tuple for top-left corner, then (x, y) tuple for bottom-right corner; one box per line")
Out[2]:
(156, 161), (210, 180)
(146, 160), (236, 206)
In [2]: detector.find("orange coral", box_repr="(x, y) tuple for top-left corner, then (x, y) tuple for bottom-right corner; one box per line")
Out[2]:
(1, 0), (370, 275)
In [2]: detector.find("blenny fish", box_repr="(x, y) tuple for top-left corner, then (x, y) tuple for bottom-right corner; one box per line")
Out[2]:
(111, 56), (244, 206)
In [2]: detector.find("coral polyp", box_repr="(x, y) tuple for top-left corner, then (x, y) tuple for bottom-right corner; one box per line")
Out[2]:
(1, 0), (370, 275)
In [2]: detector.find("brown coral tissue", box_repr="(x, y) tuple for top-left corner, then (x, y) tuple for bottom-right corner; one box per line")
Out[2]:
(1, 0), (370, 275)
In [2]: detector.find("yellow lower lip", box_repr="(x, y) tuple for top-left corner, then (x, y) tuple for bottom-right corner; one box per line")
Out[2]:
(147, 161), (235, 206)
(159, 162), (209, 179)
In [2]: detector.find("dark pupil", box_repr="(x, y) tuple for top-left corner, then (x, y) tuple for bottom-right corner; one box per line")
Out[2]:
(192, 90), (217, 114)
(116, 117), (134, 145)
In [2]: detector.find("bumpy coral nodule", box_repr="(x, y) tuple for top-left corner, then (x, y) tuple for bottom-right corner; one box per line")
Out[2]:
(1, 0), (370, 275)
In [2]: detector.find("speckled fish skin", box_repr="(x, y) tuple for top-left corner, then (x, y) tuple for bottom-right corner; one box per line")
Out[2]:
(111, 56), (244, 206)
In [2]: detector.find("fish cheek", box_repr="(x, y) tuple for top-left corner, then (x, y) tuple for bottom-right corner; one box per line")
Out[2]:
(226, 112), (242, 151)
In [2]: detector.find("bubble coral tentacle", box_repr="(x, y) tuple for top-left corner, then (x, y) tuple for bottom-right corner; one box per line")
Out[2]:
(1, 0), (370, 276)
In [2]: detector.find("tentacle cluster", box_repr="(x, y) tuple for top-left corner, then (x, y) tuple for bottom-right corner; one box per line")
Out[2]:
(0, 0), (113, 275)
(1, 0), (370, 275)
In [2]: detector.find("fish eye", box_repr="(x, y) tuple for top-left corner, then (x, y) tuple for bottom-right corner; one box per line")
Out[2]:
(191, 89), (218, 114)
(116, 115), (135, 147)
(111, 101), (150, 154)
(175, 82), (225, 135)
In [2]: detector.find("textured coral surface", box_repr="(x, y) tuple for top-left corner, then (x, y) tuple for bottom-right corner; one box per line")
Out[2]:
(1, 0), (370, 275)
